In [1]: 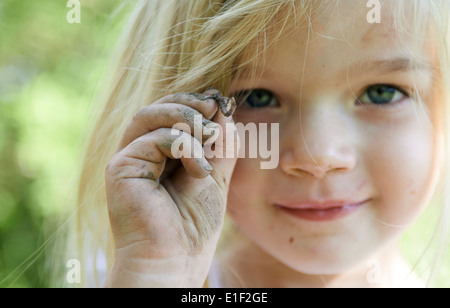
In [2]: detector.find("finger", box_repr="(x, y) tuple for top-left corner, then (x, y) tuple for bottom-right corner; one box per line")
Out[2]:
(202, 88), (237, 117)
(110, 128), (213, 181)
(118, 103), (220, 152)
(203, 108), (240, 188)
(153, 92), (219, 120)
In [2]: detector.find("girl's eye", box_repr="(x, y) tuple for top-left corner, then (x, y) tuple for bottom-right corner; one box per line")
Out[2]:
(241, 89), (278, 108)
(357, 85), (407, 106)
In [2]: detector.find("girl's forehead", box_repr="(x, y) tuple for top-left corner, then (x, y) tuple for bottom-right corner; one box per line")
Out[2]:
(236, 1), (436, 86)
(285, 3), (429, 60)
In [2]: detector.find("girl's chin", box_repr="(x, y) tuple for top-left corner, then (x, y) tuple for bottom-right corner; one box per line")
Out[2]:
(262, 236), (379, 276)
(279, 253), (367, 276)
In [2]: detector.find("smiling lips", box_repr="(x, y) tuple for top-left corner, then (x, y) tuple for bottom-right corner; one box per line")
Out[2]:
(275, 199), (370, 222)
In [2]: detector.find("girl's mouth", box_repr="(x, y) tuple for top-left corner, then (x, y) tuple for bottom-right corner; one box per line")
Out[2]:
(275, 199), (370, 222)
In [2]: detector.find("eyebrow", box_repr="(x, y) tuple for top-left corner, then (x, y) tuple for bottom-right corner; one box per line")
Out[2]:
(348, 58), (433, 74)
(348, 57), (433, 75)
(234, 57), (435, 86)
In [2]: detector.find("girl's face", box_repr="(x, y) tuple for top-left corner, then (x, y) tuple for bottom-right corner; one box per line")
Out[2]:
(227, 2), (441, 274)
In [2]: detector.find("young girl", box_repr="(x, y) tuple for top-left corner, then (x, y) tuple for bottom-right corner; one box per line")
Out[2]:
(74, 0), (450, 287)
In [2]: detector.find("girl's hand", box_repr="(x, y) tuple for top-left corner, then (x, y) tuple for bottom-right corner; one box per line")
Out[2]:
(103, 89), (238, 287)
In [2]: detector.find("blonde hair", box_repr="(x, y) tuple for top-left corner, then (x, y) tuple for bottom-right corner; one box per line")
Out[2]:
(71, 0), (450, 287)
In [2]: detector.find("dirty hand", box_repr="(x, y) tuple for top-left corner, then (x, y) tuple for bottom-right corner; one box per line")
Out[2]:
(103, 89), (238, 287)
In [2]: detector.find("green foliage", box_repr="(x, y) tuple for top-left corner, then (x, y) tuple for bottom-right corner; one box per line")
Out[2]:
(0, 0), (126, 287)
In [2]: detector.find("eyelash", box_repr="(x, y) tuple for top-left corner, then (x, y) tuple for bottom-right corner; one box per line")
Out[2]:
(232, 89), (279, 109)
(356, 84), (411, 109)
(231, 84), (412, 110)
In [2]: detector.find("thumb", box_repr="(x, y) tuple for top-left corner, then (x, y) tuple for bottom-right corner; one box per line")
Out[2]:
(204, 109), (240, 187)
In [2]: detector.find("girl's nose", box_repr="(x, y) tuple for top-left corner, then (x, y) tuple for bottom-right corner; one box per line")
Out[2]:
(280, 103), (357, 179)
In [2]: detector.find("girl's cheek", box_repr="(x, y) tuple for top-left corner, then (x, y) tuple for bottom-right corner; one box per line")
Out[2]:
(364, 119), (435, 224)
(228, 158), (262, 201)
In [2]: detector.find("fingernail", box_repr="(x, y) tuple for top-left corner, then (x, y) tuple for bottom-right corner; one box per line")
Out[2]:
(203, 160), (213, 171)
(202, 119), (220, 135)
(203, 127), (218, 137)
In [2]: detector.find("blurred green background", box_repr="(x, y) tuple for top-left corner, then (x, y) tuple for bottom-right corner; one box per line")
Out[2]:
(0, 0), (126, 287)
(0, 0), (448, 288)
